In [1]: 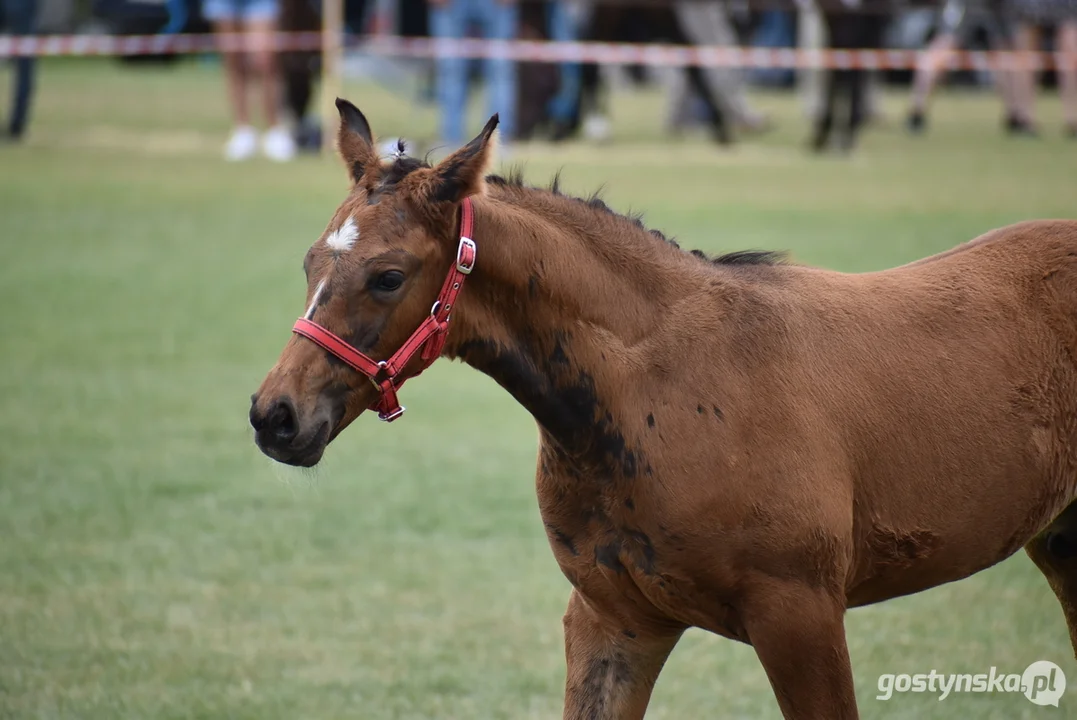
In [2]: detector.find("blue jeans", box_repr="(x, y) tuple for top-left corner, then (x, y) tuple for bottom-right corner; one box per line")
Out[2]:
(1, 0), (36, 138)
(429, 0), (518, 145)
(545, 1), (581, 124)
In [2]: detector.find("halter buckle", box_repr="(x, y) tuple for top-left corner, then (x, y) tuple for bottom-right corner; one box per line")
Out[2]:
(456, 237), (477, 275)
(380, 406), (406, 422)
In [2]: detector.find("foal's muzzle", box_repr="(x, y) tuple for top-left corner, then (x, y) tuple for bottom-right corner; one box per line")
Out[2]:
(250, 393), (331, 467)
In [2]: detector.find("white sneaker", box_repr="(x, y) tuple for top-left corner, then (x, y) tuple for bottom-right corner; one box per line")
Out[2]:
(582, 113), (612, 144)
(262, 125), (296, 162)
(224, 125), (258, 161)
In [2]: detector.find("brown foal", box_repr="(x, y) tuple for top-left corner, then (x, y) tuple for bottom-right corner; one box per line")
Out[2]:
(251, 99), (1077, 718)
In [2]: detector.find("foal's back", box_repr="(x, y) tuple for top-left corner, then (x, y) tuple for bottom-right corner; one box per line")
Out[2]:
(719, 220), (1077, 606)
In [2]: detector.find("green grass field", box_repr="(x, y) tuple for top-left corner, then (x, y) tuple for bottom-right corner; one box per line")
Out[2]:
(2, 59), (1077, 719)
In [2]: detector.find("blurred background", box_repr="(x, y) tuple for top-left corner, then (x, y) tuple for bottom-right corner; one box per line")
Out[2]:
(2, 0), (1077, 718)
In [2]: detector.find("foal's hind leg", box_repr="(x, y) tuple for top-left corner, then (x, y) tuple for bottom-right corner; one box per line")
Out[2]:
(1026, 501), (1077, 656)
(561, 589), (684, 720)
(741, 578), (858, 719)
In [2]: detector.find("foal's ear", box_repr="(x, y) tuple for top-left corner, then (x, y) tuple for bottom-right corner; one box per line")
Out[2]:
(428, 114), (499, 204)
(335, 98), (379, 184)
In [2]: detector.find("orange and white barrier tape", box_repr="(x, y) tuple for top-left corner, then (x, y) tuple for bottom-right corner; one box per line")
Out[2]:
(0, 32), (1067, 71)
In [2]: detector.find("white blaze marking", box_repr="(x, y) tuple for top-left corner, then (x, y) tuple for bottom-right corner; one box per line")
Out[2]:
(325, 216), (358, 252)
(304, 278), (327, 320)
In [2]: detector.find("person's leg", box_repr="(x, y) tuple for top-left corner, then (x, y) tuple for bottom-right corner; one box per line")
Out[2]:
(909, 0), (965, 125)
(1011, 21), (1041, 129)
(242, 0), (296, 160)
(983, 1), (1020, 123)
(907, 32), (957, 130)
(1057, 20), (1077, 133)
(205, 0), (261, 159)
(429, 0), (470, 146)
(546, 1), (583, 127)
(663, 8), (730, 145)
(205, 1), (251, 128)
(4, 0), (38, 139)
(797, 0), (826, 121)
(244, 16), (281, 128)
(478, 0), (519, 144)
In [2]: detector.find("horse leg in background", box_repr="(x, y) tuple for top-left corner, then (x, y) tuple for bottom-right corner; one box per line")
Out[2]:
(561, 590), (684, 720)
(741, 579), (859, 719)
(1026, 501), (1077, 656)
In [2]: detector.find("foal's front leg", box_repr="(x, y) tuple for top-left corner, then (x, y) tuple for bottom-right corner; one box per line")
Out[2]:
(562, 589), (684, 720)
(742, 578), (859, 720)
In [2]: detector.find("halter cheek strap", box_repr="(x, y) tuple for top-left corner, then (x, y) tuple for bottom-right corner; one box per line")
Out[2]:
(291, 197), (476, 422)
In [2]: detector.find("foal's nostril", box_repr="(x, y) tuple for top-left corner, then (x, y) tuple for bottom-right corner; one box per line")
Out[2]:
(267, 398), (299, 443)
(249, 394), (266, 431)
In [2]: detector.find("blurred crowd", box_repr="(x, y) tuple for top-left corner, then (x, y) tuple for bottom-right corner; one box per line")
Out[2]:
(3, 0), (1076, 152)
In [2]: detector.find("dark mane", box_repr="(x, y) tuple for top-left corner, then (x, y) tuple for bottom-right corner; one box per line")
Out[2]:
(383, 155), (785, 267)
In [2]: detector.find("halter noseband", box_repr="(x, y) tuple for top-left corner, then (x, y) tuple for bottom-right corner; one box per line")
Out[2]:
(291, 198), (476, 422)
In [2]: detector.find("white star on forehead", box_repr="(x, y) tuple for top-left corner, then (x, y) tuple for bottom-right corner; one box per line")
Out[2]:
(325, 216), (358, 252)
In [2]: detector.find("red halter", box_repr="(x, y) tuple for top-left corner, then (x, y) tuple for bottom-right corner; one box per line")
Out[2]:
(291, 198), (476, 422)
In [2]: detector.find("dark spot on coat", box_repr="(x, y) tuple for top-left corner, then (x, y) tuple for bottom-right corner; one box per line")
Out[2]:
(528, 274), (539, 299)
(622, 629), (637, 639)
(595, 542), (626, 573)
(345, 324), (381, 353)
(624, 497), (635, 511)
(624, 529), (656, 574)
(867, 526), (940, 570)
(549, 339), (569, 367)
(713, 406), (724, 420)
(577, 654), (633, 717)
(546, 523), (579, 556)
(646, 413), (655, 428)
(455, 338), (641, 478)
(697, 405), (704, 414)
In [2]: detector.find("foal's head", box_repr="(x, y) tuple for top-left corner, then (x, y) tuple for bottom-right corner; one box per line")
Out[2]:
(250, 99), (498, 466)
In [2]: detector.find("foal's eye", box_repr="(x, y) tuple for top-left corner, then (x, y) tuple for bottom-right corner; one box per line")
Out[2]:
(373, 270), (405, 292)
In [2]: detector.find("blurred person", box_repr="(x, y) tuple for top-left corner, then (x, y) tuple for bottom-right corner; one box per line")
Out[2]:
(797, 0), (884, 126)
(205, 0), (296, 160)
(906, 0), (1022, 134)
(808, 0), (889, 153)
(1008, 0), (1077, 136)
(279, 0), (328, 152)
(429, 0), (518, 148)
(545, 0), (587, 140)
(667, 0), (771, 135)
(1, 0), (36, 141)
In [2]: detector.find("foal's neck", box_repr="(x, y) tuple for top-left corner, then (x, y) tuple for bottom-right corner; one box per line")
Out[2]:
(446, 185), (711, 476)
